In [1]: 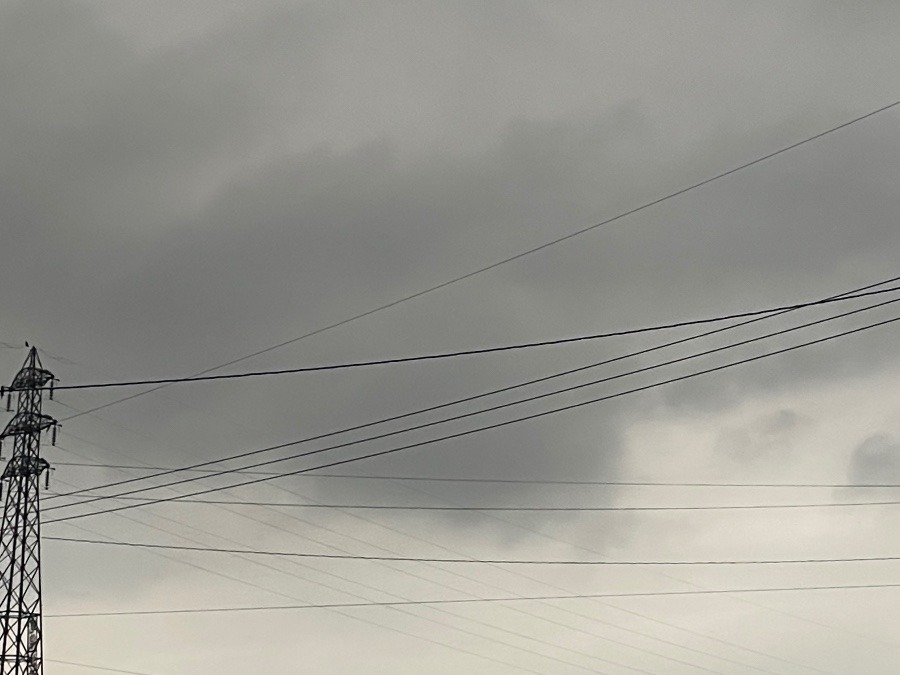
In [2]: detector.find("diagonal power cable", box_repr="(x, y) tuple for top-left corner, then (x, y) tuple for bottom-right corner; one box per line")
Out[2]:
(46, 285), (900, 392)
(49, 461), (900, 489)
(43, 536), (900, 565)
(43, 312), (900, 524)
(58, 100), (900, 421)
(43, 582), (900, 619)
(46, 276), (900, 504)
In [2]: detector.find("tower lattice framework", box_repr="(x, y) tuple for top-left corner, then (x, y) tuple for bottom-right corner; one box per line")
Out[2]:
(0, 348), (57, 675)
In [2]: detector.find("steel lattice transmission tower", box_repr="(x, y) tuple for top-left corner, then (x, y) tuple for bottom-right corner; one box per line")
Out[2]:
(0, 348), (58, 675)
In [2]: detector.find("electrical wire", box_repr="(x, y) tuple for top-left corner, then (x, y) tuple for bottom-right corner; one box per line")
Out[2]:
(45, 286), (900, 392)
(48, 274), (900, 502)
(46, 658), (152, 675)
(51, 394), (892, 673)
(57, 100), (900, 423)
(49, 416), (868, 671)
(56, 488), (603, 675)
(50, 462), (900, 489)
(45, 582), (900, 618)
(54, 492), (606, 673)
(395, 474), (899, 661)
(72, 503), (612, 675)
(46, 313), (900, 524)
(49, 401), (799, 670)
(87, 458), (768, 673)
(44, 536), (900, 565)
(50, 424), (779, 669)
(45, 494), (900, 512)
(44, 300), (900, 518)
(59, 452), (831, 674)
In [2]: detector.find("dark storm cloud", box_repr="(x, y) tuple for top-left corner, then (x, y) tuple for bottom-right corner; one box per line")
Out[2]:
(3, 0), (898, 396)
(3, 2), (900, 671)
(0, 0), (895, 543)
(0, 0), (338, 352)
(18, 90), (900, 523)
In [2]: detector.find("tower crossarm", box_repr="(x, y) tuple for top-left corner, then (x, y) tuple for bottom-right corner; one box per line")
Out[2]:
(0, 415), (56, 441)
(3, 367), (53, 395)
(0, 458), (49, 482)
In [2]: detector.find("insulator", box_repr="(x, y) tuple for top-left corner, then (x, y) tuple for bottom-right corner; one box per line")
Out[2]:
(44, 472), (50, 490)
(49, 380), (54, 401)
(51, 426), (57, 445)
(5, 394), (10, 412)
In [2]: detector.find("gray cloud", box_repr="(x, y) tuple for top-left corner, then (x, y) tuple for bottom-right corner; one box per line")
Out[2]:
(3, 1), (900, 672)
(848, 433), (900, 485)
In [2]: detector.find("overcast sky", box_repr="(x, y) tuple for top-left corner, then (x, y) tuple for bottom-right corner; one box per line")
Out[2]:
(2, 1), (900, 673)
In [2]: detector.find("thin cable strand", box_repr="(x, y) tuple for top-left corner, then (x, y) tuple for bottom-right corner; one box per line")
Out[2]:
(57, 100), (900, 421)
(46, 658), (151, 675)
(49, 463), (900, 489)
(44, 314), (900, 524)
(48, 274), (900, 502)
(45, 582), (900, 618)
(44, 494), (900, 511)
(47, 285), (900, 392)
(43, 536), (900, 565)
(45, 298), (900, 513)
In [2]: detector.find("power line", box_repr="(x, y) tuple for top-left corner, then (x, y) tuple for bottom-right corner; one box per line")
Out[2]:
(47, 286), (900, 392)
(50, 463), (900, 489)
(45, 313), (900, 524)
(48, 273), (900, 503)
(45, 300), (900, 518)
(57, 496), (582, 674)
(45, 582), (900, 618)
(48, 458), (894, 666)
(48, 466), (858, 673)
(52, 426), (779, 669)
(48, 464), (881, 670)
(46, 658), (151, 675)
(396, 476), (900, 660)
(58, 100), (900, 422)
(94, 510), (622, 675)
(45, 503), (727, 675)
(46, 494), (900, 512)
(51, 419), (620, 666)
(43, 536), (900, 565)
(53, 423), (890, 669)
(62, 466), (785, 672)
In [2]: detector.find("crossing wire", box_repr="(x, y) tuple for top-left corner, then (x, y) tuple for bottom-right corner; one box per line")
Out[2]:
(47, 658), (151, 675)
(46, 458), (845, 674)
(50, 421), (784, 670)
(57, 99), (900, 422)
(45, 285), (900, 391)
(54, 492), (614, 674)
(45, 582), (900, 618)
(42, 312), (900, 525)
(47, 274), (900, 502)
(44, 292), (900, 513)
(45, 536), (900, 566)
(49, 462), (900, 489)
(44, 493), (900, 512)
(53, 484), (721, 675)
(48, 273), (900, 503)
(47, 437), (868, 672)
